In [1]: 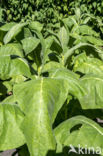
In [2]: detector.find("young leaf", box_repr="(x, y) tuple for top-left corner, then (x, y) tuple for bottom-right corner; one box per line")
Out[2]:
(58, 26), (69, 49)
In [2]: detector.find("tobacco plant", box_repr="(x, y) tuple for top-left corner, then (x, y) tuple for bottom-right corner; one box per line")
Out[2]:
(0, 16), (103, 156)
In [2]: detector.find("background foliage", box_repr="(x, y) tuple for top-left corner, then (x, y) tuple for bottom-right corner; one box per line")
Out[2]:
(0, 0), (58, 30)
(1, 0), (103, 29)
(0, 0), (102, 36)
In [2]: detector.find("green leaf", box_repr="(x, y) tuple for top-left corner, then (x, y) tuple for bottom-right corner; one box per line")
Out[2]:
(11, 75), (27, 84)
(58, 26), (69, 49)
(54, 116), (103, 154)
(0, 56), (31, 80)
(44, 36), (62, 63)
(0, 43), (23, 57)
(21, 37), (40, 55)
(0, 104), (25, 151)
(64, 42), (101, 65)
(75, 8), (81, 20)
(49, 68), (86, 103)
(4, 23), (27, 44)
(23, 28), (33, 38)
(75, 25), (99, 37)
(80, 74), (103, 109)
(29, 21), (43, 32)
(1, 95), (15, 104)
(14, 78), (68, 156)
(0, 22), (16, 32)
(81, 36), (103, 46)
(42, 62), (64, 73)
(74, 53), (103, 76)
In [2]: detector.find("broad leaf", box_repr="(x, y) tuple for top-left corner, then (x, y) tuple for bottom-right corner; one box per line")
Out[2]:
(81, 36), (103, 46)
(14, 78), (68, 156)
(49, 68), (86, 104)
(74, 53), (103, 76)
(42, 62), (64, 73)
(0, 56), (31, 80)
(64, 42), (96, 65)
(0, 43), (23, 57)
(0, 22), (16, 32)
(54, 116), (103, 154)
(0, 104), (25, 150)
(75, 25), (99, 37)
(1, 95), (15, 104)
(4, 23), (27, 44)
(23, 28), (33, 38)
(80, 74), (103, 109)
(21, 37), (40, 55)
(29, 21), (43, 32)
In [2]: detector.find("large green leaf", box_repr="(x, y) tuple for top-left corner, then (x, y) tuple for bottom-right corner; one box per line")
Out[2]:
(80, 74), (103, 109)
(21, 37), (40, 55)
(0, 43), (23, 57)
(54, 116), (103, 154)
(74, 53), (103, 76)
(0, 104), (25, 150)
(14, 78), (68, 156)
(0, 56), (31, 80)
(49, 68), (86, 104)
(4, 23), (27, 44)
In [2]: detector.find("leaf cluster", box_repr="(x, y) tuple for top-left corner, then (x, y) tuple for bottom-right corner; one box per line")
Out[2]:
(0, 14), (103, 156)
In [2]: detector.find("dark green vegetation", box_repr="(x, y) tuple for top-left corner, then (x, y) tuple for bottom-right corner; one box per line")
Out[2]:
(0, 0), (103, 32)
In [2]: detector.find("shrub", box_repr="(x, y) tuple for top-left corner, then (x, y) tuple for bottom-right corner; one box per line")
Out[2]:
(1, 0), (58, 29)
(1, 0), (103, 32)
